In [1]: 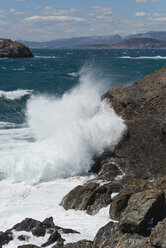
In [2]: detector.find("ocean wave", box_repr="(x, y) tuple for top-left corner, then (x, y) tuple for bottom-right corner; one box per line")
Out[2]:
(120, 56), (166, 59)
(0, 89), (33, 100)
(68, 72), (78, 77)
(35, 56), (57, 59)
(0, 67), (126, 183)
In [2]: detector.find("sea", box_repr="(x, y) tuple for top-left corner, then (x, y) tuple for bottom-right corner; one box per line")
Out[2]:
(0, 49), (166, 247)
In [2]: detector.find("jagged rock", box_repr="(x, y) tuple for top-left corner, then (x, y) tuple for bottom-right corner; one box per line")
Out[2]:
(60, 182), (113, 215)
(119, 189), (165, 235)
(101, 66), (166, 183)
(109, 175), (166, 220)
(17, 234), (31, 241)
(150, 218), (166, 248)
(56, 226), (80, 234)
(42, 217), (55, 228)
(107, 233), (152, 248)
(17, 245), (40, 248)
(0, 38), (33, 58)
(63, 240), (93, 248)
(109, 179), (154, 220)
(93, 221), (152, 248)
(12, 218), (41, 232)
(41, 230), (61, 247)
(32, 226), (46, 237)
(93, 221), (118, 248)
(0, 231), (13, 247)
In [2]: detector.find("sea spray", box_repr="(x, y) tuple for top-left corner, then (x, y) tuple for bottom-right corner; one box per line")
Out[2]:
(0, 69), (126, 183)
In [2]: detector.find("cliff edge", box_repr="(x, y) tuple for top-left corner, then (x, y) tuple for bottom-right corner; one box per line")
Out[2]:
(0, 38), (33, 58)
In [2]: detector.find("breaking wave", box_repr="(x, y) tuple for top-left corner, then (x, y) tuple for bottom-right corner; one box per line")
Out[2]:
(0, 89), (33, 100)
(0, 69), (126, 183)
(120, 56), (166, 59)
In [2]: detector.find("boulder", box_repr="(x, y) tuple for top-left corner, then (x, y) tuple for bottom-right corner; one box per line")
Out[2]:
(150, 218), (166, 248)
(119, 189), (165, 235)
(41, 230), (61, 247)
(0, 38), (33, 58)
(12, 218), (41, 232)
(52, 240), (93, 248)
(109, 175), (166, 220)
(60, 182), (113, 215)
(0, 231), (13, 247)
(93, 221), (118, 248)
(93, 221), (152, 248)
(63, 240), (93, 248)
(17, 235), (31, 241)
(32, 226), (46, 237)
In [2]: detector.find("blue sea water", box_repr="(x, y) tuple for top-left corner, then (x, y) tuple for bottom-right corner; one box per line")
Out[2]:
(0, 49), (166, 182)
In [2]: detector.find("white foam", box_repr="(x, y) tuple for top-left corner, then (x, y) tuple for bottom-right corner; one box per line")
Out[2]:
(0, 177), (110, 247)
(0, 69), (126, 183)
(0, 89), (33, 100)
(68, 72), (78, 77)
(35, 56), (57, 59)
(120, 55), (166, 59)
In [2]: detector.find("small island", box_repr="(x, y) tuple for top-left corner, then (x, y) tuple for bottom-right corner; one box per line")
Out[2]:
(0, 38), (33, 58)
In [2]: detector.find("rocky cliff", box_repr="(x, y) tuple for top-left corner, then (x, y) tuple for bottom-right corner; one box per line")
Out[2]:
(0, 38), (33, 58)
(1, 67), (166, 247)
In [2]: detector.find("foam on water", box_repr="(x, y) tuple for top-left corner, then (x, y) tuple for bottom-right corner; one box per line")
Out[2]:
(0, 69), (126, 183)
(120, 55), (166, 59)
(0, 89), (33, 100)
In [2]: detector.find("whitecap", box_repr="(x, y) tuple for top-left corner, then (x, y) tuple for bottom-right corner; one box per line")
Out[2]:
(0, 89), (33, 100)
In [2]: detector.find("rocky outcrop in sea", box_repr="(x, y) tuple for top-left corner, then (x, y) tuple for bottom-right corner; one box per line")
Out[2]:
(1, 67), (166, 247)
(0, 38), (33, 58)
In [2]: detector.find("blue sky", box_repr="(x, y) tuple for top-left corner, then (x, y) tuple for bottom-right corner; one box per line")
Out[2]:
(0, 0), (165, 41)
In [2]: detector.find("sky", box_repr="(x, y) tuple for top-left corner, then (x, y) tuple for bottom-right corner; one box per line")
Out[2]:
(0, 0), (166, 41)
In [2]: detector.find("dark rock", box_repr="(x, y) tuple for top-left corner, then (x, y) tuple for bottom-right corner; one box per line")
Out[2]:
(42, 217), (55, 228)
(101, 66), (166, 183)
(12, 218), (41, 232)
(0, 231), (13, 247)
(150, 218), (166, 248)
(0, 38), (33, 58)
(63, 240), (93, 248)
(109, 179), (154, 220)
(110, 175), (166, 221)
(17, 245), (40, 248)
(93, 221), (152, 248)
(60, 182), (113, 215)
(56, 227), (80, 234)
(93, 221), (118, 248)
(32, 226), (46, 237)
(17, 235), (31, 241)
(119, 189), (165, 236)
(41, 230), (61, 247)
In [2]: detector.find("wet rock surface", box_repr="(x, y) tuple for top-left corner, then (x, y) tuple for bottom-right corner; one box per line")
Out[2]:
(119, 189), (165, 235)
(60, 182), (114, 215)
(0, 38), (33, 58)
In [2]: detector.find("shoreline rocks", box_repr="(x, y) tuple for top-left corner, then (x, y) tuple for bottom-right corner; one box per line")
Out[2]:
(0, 38), (33, 58)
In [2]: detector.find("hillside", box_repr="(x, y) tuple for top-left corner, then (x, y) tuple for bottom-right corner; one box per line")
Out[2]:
(109, 37), (166, 49)
(18, 35), (122, 49)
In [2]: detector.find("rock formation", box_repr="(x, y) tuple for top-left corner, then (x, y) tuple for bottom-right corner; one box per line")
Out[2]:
(1, 67), (166, 247)
(0, 38), (33, 58)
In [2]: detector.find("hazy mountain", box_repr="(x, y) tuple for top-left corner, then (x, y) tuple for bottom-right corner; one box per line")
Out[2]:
(109, 37), (166, 49)
(18, 35), (122, 49)
(124, 31), (166, 41)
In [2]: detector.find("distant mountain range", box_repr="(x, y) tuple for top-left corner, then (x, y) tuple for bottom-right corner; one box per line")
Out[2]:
(18, 31), (166, 49)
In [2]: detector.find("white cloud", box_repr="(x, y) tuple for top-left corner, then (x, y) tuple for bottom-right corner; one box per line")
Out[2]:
(24, 15), (85, 22)
(136, 12), (148, 16)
